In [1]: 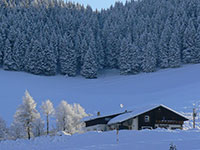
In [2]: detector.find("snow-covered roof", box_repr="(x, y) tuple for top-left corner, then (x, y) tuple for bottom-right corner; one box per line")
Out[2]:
(82, 111), (125, 122)
(108, 104), (189, 125)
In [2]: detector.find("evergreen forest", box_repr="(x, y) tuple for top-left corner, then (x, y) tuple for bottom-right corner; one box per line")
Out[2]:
(0, 0), (200, 78)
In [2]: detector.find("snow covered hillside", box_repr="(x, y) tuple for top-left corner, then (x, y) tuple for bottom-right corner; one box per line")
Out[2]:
(1, 64), (200, 125)
(1, 64), (200, 149)
(1, 129), (200, 150)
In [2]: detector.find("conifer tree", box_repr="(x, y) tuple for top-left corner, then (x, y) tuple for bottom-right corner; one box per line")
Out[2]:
(24, 39), (57, 75)
(12, 35), (26, 71)
(168, 32), (181, 68)
(81, 33), (98, 79)
(81, 46), (98, 79)
(119, 37), (132, 75)
(24, 39), (43, 74)
(42, 43), (57, 75)
(59, 34), (77, 77)
(13, 90), (41, 139)
(0, 35), (3, 66)
(158, 19), (172, 68)
(142, 41), (157, 72)
(0, 0), (200, 77)
(130, 43), (140, 74)
(3, 39), (16, 70)
(96, 36), (105, 69)
(182, 19), (197, 63)
(0, 50), (3, 66)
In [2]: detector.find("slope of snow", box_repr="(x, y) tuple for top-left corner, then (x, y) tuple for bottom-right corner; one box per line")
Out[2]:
(1, 64), (200, 149)
(1, 64), (200, 125)
(1, 129), (200, 150)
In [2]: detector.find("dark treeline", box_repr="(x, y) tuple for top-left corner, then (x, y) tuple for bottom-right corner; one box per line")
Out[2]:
(0, 0), (200, 78)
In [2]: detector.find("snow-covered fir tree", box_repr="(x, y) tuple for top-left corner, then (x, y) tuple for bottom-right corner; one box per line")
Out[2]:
(119, 37), (132, 75)
(0, 0), (200, 77)
(0, 35), (4, 66)
(13, 90), (41, 139)
(24, 38), (57, 75)
(141, 41), (157, 72)
(3, 39), (15, 70)
(182, 18), (198, 64)
(0, 50), (2, 66)
(158, 18), (172, 68)
(168, 32), (181, 68)
(130, 42), (140, 74)
(81, 33), (98, 79)
(59, 34), (77, 77)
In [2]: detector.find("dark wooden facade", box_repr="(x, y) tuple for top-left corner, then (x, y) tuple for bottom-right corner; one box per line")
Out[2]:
(121, 105), (188, 130)
(84, 105), (189, 131)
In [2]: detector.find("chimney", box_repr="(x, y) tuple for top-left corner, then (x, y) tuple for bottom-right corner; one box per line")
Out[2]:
(97, 111), (100, 116)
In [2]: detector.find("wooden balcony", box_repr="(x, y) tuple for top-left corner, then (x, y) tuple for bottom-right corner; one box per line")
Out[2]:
(155, 120), (183, 125)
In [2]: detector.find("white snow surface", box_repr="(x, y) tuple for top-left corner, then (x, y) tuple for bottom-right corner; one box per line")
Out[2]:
(1, 64), (200, 149)
(1, 64), (200, 125)
(1, 129), (200, 150)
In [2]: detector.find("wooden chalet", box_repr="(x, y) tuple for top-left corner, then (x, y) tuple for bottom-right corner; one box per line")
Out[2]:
(108, 104), (189, 130)
(84, 104), (189, 132)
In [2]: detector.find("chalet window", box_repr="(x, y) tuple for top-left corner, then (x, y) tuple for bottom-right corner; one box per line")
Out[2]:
(127, 119), (132, 125)
(105, 118), (110, 121)
(144, 115), (150, 122)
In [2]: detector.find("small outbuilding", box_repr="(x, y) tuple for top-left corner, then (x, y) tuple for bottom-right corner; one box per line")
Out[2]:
(84, 104), (189, 131)
(84, 111), (130, 131)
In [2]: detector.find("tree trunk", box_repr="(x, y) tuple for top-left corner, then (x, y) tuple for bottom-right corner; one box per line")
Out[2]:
(27, 125), (31, 140)
(47, 114), (49, 135)
(63, 117), (66, 131)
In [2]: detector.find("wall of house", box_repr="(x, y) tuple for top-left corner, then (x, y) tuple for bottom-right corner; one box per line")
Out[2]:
(155, 124), (182, 130)
(138, 111), (155, 130)
(85, 124), (108, 132)
(138, 106), (186, 130)
(132, 117), (138, 130)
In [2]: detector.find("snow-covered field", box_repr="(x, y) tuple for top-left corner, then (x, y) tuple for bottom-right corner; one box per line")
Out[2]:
(1, 64), (200, 124)
(1, 129), (200, 150)
(1, 64), (200, 149)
